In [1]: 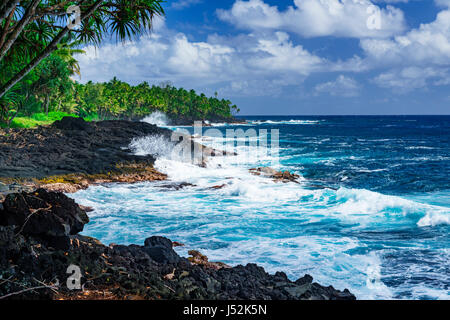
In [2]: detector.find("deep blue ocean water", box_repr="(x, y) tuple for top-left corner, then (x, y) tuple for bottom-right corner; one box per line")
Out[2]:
(72, 115), (450, 300)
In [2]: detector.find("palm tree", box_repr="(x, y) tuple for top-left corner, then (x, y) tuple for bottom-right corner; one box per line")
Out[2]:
(54, 40), (86, 77)
(0, 0), (165, 99)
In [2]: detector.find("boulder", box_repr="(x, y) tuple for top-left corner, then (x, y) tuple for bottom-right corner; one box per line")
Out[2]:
(158, 182), (195, 191)
(0, 189), (89, 242)
(52, 116), (90, 131)
(143, 236), (181, 264)
(188, 250), (231, 270)
(295, 274), (313, 286)
(250, 167), (300, 183)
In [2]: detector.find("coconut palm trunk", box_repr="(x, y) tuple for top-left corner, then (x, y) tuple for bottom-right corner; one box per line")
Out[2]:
(0, 0), (103, 99)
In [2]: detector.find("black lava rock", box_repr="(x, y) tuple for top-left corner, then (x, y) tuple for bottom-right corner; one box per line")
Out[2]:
(0, 119), (171, 179)
(0, 189), (89, 249)
(52, 117), (91, 131)
(143, 236), (181, 264)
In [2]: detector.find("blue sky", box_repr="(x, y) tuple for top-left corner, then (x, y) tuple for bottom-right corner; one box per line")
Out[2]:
(77, 0), (450, 115)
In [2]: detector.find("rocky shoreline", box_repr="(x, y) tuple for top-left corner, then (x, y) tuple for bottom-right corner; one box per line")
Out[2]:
(0, 117), (356, 300)
(0, 189), (355, 300)
(0, 117), (231, 198)
(0, 117), (170, 197)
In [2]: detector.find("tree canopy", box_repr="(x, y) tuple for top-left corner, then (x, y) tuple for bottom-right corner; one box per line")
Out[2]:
(0, 0), (165, 99)
(0, 1), (240, 129)
(1, 55), (239, 128)
(74, 78), (240, 121)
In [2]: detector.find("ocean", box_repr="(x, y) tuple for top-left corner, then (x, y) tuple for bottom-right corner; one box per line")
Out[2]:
(71, 115), (450, 300)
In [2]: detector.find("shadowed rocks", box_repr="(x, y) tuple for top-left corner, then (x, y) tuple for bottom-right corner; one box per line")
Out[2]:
(0, 189), (89, 249)
(0, 118), (171, 181)
(0, 117), (237, 194)
(0, 189), (356, 300)
(143, 236), (182, 264)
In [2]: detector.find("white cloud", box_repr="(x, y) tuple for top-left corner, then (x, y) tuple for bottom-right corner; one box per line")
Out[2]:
(217, 0), (406, 38)
(315, 75), (361, 97)
(359, 8), (450, 91)
(76, 1), (450, 100)
(373, 67), (450, 92)
(78, 28), (326, 97)
(361, 9), (450, 66)
(248, 32), (324, 75)
(166, 34), (235, 74)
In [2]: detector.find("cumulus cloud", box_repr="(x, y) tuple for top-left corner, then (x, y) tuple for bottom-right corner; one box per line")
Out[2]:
(248, 32), (324, 75)
(78, 34), (233, 85)
(217, 0), (406, 38)
(373, 67), (450, 92)
(360, 7), (450, 91)
(76, 1), (450, 100)
(361, 9), (450, 66)
(315, 75), (361, 97)
(77, 27), (326, 97)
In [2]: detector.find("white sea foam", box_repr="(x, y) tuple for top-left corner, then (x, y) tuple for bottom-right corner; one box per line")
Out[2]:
(417, 211), (450, 227)
(70, 120), (450, 300)
(129, 135), (175, 158)
(129, 130), (448, 228)
(334, 188), (419, 216)
(405, 146), (436, 150)
(142, 111), (170, 127)
(356, 168), (389, 173)
(330, 188), (450, 227)
(249, 120), (320, 125)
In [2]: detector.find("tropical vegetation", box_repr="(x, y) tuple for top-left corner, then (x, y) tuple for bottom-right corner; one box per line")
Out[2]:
(0, 1), (239, 130)
(74, 79), (239, 122)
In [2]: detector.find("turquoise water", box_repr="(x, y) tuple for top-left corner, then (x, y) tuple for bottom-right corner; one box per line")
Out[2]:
(72, 116), (450, 300)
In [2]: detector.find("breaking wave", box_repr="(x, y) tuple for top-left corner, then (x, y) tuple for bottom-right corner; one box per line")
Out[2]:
(129, 135), (175, 158)
(142, 111), (170, 127)
(72, 117), (450, 300)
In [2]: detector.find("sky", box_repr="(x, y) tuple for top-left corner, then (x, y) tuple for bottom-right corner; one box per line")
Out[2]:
(77, 0), (450, 115)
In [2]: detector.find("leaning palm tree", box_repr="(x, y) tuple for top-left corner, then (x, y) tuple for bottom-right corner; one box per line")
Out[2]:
(0, 0), (165, 99)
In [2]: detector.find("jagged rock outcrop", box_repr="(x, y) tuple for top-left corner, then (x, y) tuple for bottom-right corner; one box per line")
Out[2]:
(0, 189), (89, 249)
(0, 118), (170, 180)
(0, 190), (356, 301)
(250, 167), (301, 183)
(0, 118), (236, 194)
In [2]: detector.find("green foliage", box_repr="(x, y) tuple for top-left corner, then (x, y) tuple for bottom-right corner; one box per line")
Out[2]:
(73, 78), (239, 121)
(0, 1), (238, 128)
(1, 44), (239, 128)
(0, 0), (166, 114)
(1, 72), (239, 129)
(0, 111), (77, 129)
(31, 111), (77, 122)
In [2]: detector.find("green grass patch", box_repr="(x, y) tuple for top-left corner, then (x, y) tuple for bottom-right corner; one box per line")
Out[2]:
(11, 117), (50, 128)
(1, 112), (95, 129)
(30, 111), (76, 122)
